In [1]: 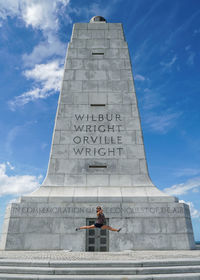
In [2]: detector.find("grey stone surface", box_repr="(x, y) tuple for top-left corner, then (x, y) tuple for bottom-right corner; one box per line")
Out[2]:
(0, 18), (195, 251)
(0, 249), (200, 280)
(0, 250), (200, 260)
(0, 254), (200, 280)
(0, 200), (195, 250)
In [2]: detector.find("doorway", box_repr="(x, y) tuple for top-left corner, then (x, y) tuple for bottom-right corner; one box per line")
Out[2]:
(86, 218), (109, 252)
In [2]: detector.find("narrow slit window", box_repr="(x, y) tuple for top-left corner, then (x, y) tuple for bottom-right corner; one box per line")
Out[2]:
(92, 52), (104, 55)
(89, 165), (107, 168)
(90, 104), (106, 107)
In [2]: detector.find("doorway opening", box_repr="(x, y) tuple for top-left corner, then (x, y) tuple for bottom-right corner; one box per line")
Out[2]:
(86, 218), (109, 252)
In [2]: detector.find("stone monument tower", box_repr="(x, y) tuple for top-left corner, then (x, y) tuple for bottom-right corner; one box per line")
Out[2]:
(0, 16), (195, 251)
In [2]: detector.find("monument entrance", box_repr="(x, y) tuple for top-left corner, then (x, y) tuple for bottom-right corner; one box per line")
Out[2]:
(0, 16), (195, 251)
(86, 218), (109, 252)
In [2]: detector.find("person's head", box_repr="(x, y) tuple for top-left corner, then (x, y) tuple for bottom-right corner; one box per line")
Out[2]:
(96, 206), (102, 212)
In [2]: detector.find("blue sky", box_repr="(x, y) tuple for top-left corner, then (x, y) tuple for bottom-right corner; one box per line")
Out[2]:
(0, 0), (200, 241)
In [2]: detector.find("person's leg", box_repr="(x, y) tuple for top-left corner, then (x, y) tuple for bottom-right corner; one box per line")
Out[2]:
(76, 225), (96, 231)
(101, 225), (121, 232)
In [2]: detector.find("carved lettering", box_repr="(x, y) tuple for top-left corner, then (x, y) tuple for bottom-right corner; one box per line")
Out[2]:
(11, 206), (186, 217)
(73, 147), (123, 157)
(74, 114), (123, 122)
(73, 148), (84, 155)
(74, 125), (84, 132)
(72, 113), (124, 158)
(73, 136), (81, 144)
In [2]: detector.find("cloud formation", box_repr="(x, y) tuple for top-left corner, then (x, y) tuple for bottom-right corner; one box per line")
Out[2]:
(0, 162), (41, 196)
(164, 177), (200, 196)
(160, 55), (177, 70)
(144, 110), (182, 134)
(135, 74), (146, 81)
(9, 60), (63, 109)
(0, 0), (70, 31)
(6, 162), (15, 170)
(0, 0), (70, 65)
(23, 33), (66, 66)
(180, 200), (200, 219)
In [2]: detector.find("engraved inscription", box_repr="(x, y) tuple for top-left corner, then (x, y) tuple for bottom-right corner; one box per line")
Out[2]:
(71, 113), (124, 158)
(11, 206), (187, 217)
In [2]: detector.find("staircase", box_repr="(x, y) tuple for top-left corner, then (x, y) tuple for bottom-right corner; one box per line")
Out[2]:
(0, 259), (200, 279)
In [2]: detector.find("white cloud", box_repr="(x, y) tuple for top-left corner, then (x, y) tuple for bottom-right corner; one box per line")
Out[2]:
(135, 74), (146, 81)
(0, 1), (19, 22)
(0, 163), (41, 196)
(24, 60), (63, 90)
(180, 200), (200, 219)
(160, 55), (177, 70)
(22, 2), (58, 30)
(0, 0), (70, 31)
(0, 0), (70, 65)
(23, 33), (66, 66)
(144, 110), (181, 133)
(3, 2), (67, 109)
(163, 177), (200, 196)
(6, 162), (15, 170)
(9, 60), (63, 110)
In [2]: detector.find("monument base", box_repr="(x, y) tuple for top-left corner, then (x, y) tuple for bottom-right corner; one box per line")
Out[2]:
(0, 187), (195, 251)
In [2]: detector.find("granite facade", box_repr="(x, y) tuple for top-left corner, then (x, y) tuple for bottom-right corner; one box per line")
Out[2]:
(0, 20), (195, 251)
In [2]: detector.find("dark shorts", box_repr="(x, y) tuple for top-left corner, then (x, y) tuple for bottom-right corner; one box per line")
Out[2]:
(94, 223), (103, 228)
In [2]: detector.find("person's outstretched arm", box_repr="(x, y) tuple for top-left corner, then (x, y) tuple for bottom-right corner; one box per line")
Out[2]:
(97, 209), (103, 216)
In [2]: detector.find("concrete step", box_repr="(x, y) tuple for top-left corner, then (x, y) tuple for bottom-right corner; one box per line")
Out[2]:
(0, 265), (200, 275)
(0, 259), (199, 268)
(0, 258), (200, 280)
(0, 273), (200, 280)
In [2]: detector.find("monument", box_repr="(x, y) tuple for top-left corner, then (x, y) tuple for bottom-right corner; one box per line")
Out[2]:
(0, 16), (195, 251)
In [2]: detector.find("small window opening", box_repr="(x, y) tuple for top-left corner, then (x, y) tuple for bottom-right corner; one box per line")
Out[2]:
(90, 104), (106, 107)
(89, 165), (107, 168)
(92, 52), (104, 55)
